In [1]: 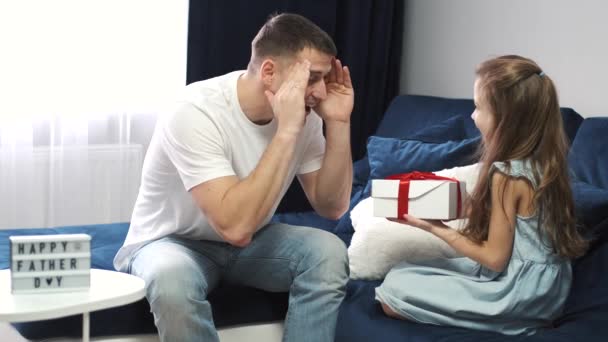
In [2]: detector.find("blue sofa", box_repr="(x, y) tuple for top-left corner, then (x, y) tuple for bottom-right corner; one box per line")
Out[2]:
(2, 94), (607, 341)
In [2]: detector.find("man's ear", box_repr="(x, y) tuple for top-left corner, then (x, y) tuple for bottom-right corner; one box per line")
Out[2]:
(260, 59), (276, 87)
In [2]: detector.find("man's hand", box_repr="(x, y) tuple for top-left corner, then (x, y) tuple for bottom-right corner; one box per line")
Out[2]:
(315, 58), (354, 123)
(264, 60), (310, 137)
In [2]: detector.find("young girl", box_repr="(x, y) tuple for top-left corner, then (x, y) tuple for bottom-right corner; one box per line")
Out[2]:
(375, 55), (588, 335)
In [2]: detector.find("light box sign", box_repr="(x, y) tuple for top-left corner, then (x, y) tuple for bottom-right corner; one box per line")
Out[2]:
(9, 234), (91, 294)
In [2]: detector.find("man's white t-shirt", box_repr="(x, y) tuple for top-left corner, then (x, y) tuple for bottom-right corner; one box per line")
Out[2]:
(114, 71), (326, 270)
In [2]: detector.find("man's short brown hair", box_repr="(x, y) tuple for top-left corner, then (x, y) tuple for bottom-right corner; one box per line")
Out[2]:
(249, 13), (337, 69)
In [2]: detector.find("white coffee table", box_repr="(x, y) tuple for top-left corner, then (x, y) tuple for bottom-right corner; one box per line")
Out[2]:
(0, 268), (146, 342)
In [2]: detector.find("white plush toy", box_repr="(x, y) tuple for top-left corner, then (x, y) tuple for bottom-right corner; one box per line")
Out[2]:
(348, 163), (480, 280)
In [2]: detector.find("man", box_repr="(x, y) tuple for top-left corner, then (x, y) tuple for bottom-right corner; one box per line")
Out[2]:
(114, 13), (353, 342)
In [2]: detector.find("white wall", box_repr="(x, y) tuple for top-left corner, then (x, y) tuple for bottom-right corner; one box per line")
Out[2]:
(400, 0), (608, 117)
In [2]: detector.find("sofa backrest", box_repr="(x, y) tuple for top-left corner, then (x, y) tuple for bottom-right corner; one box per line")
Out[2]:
(375, 94), (584, 144)
(561, 108), (585, 146)
(375, 95), (476, 140)
(569, 118), (608, 190)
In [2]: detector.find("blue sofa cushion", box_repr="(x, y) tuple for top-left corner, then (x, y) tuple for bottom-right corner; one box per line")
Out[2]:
(336, 280), (520, 342)
(544, 238), (608, 341)
(0, 225), (288, 339)
(569, 117), (608, 190)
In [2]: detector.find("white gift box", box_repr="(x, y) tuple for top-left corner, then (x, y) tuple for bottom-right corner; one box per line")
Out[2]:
(9, 234), (91, 294)
(371, 178), (466, 220)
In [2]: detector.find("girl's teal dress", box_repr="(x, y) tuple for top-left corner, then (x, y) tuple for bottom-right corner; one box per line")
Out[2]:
(375, 160), (572, 335)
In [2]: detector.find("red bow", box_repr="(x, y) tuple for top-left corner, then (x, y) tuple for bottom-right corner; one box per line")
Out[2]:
(386, 171), (462, 218)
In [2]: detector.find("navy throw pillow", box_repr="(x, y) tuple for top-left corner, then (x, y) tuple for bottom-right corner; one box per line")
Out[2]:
(363, 136), (480, 196)
(352, 115), (469, 191)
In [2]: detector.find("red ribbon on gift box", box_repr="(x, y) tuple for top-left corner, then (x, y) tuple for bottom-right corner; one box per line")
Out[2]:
(386, 171), (462, 218)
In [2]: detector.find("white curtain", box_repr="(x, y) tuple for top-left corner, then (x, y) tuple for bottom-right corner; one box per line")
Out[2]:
(0, 1), (189, 229)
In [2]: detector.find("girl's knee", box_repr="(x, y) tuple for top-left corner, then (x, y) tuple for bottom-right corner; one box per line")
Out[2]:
(381, 302), (406, 320)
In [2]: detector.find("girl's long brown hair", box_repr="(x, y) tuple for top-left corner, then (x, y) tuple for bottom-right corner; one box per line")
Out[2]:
(462, 55), (588, 259)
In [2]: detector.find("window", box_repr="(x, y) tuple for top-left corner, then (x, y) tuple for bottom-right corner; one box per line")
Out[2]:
(0, 0), (189, 121)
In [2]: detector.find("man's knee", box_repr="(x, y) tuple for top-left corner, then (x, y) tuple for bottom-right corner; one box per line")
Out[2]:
(318, 232), (348, 264)
(132, 251), (213, 310)
(301, 231), (348, 278)
(132, 248), (218, 340)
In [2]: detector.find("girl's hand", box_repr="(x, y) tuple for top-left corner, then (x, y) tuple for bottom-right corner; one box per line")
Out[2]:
(388, 214), (450, 232)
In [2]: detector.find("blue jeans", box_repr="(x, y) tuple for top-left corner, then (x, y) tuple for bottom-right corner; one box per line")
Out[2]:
(119, 223), (349, 342)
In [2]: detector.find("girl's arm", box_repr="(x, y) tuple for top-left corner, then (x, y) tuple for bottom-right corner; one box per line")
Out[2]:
(402, 171), (522, 272)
